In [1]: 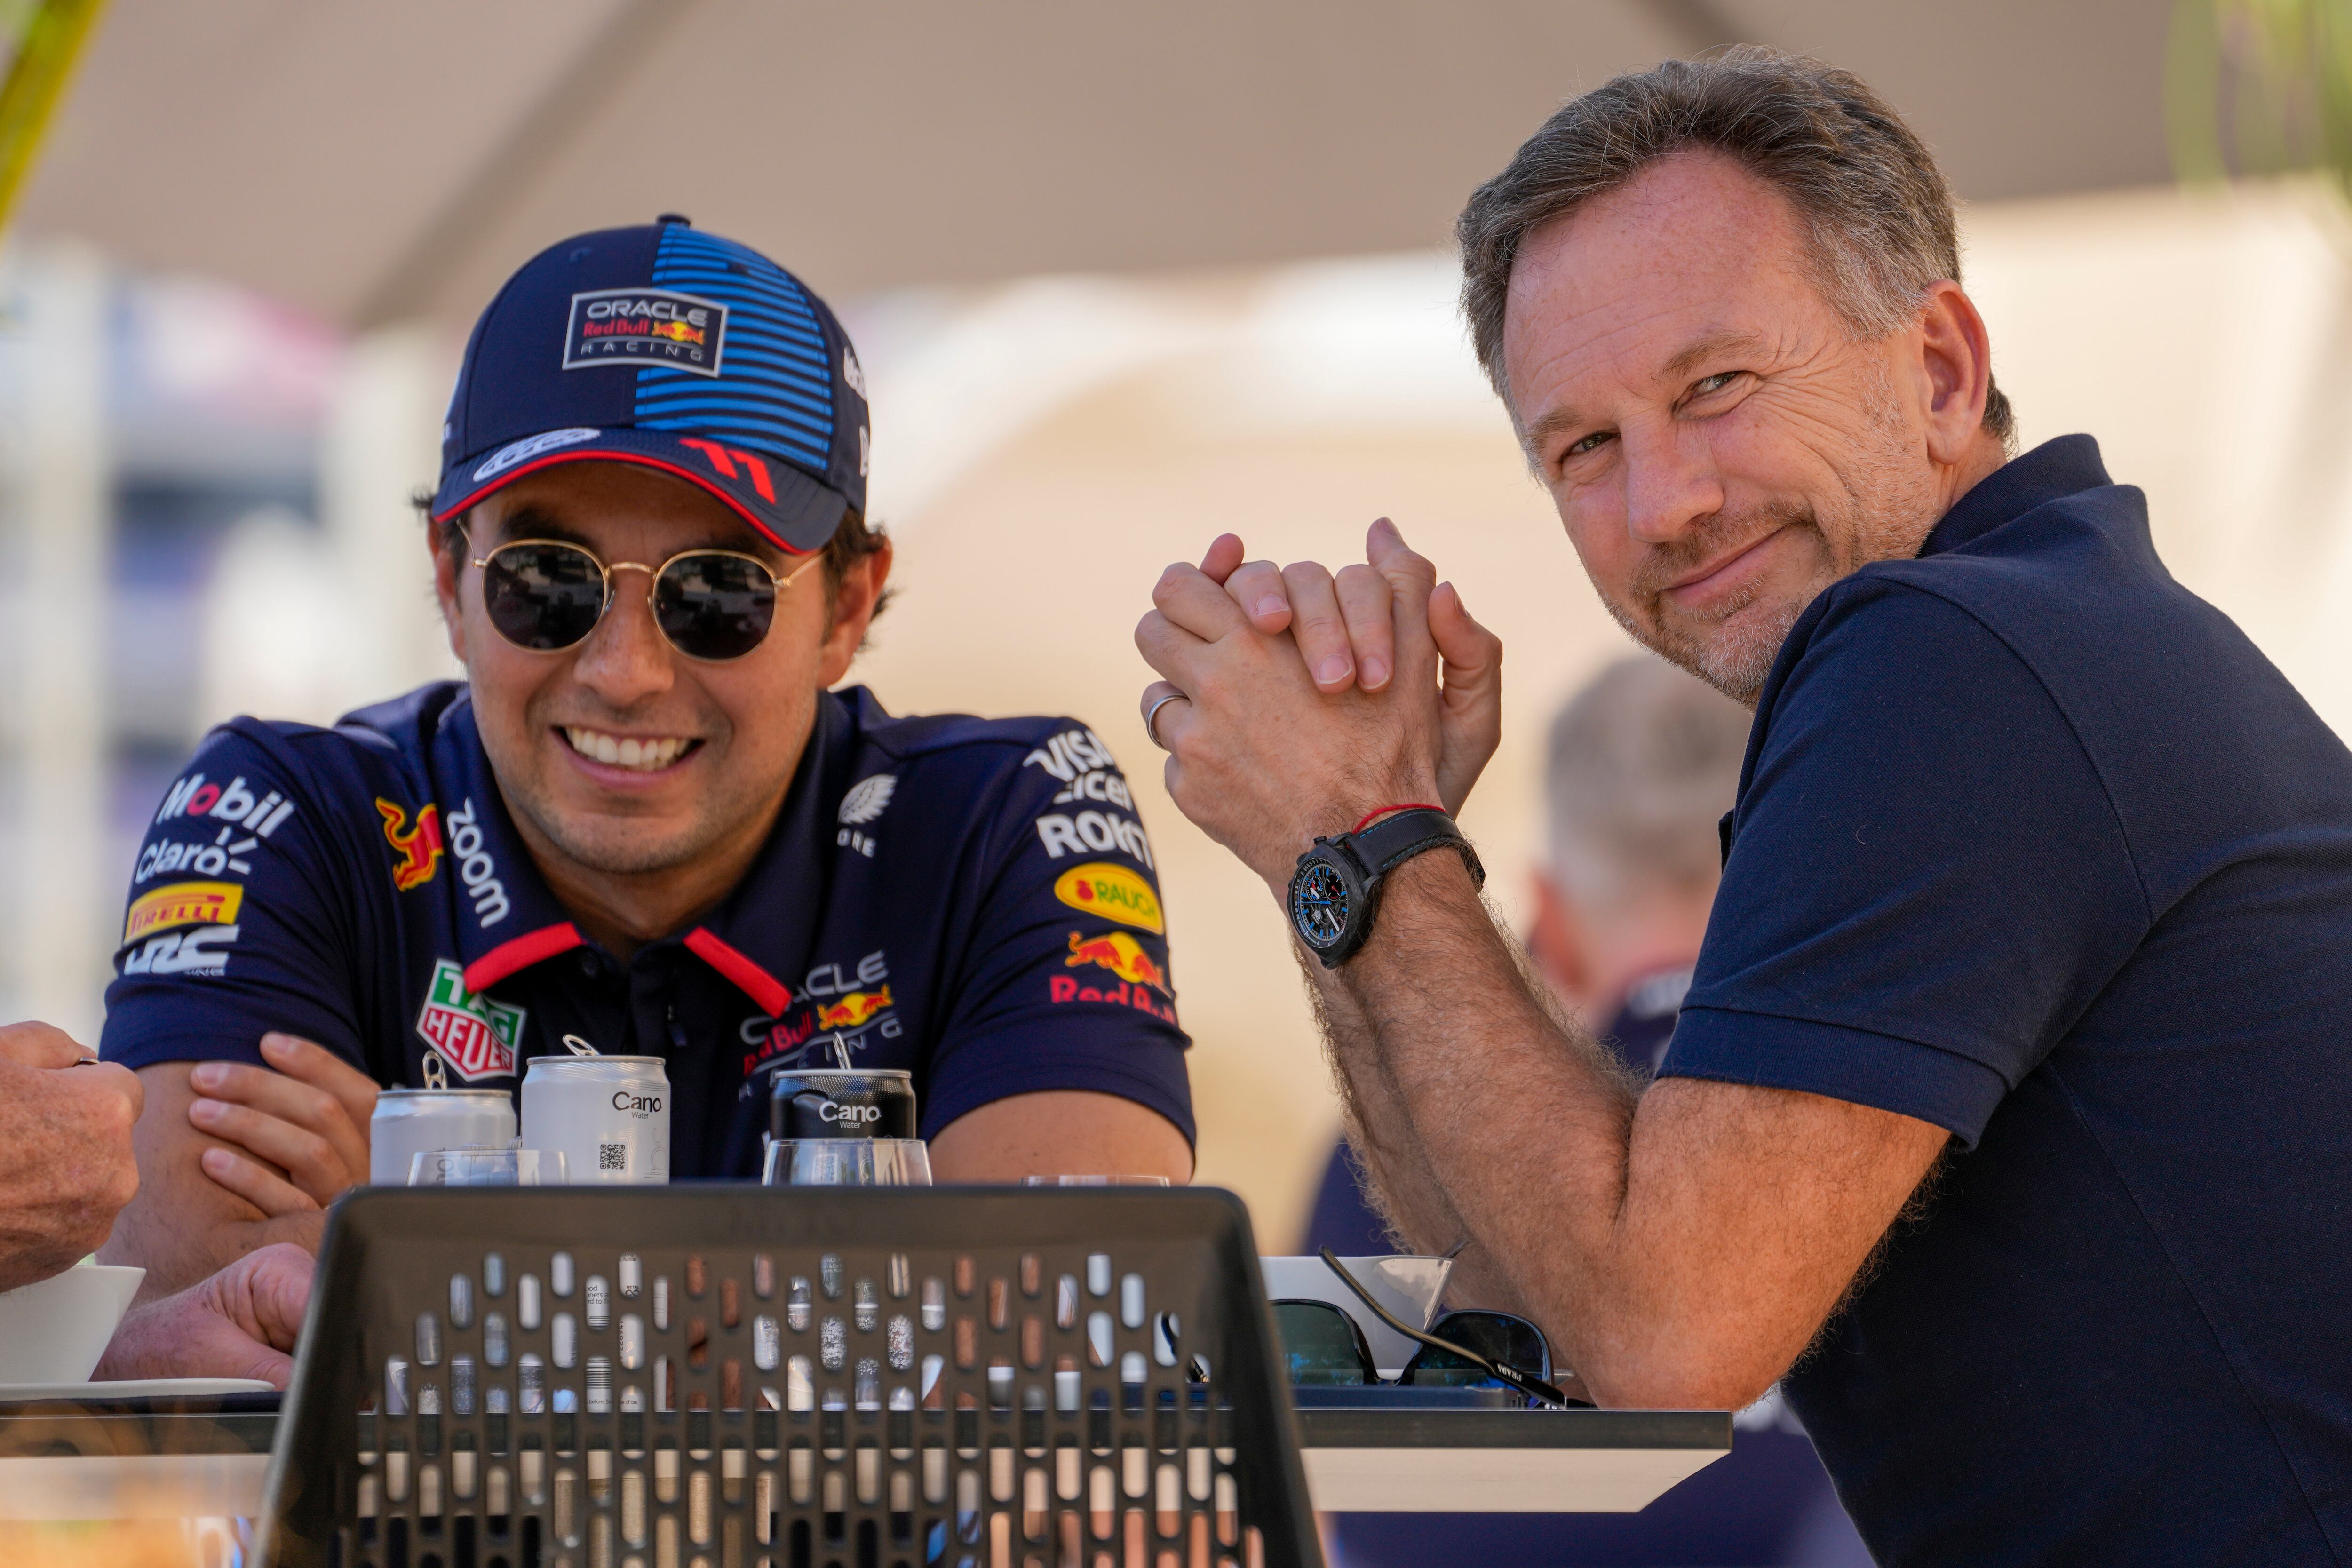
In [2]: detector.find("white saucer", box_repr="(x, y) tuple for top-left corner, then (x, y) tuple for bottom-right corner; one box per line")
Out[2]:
(0, 1377), (277, 1401)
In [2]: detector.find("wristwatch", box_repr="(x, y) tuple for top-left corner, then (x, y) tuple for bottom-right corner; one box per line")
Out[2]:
(1287, 807), (1486, 968)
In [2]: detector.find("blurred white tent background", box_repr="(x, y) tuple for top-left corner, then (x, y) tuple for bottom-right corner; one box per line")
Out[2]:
(1, 0), (2348, 1234)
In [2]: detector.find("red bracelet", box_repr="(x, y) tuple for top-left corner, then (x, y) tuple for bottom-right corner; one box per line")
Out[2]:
(1351, 802), (1445, 833)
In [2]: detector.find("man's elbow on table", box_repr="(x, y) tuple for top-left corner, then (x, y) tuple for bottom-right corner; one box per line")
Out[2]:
(1577, 1335), (1795, 1413)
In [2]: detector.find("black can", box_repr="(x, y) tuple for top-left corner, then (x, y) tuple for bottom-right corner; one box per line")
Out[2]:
(769, 1068), (919, 1141)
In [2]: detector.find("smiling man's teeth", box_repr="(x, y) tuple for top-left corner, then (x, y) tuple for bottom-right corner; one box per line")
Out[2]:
(564, 727), (691, 772)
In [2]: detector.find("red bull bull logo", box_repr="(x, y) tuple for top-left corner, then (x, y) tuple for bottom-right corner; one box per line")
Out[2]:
(1065, 930), (1168, 993)
(376, 799), (444, 891)
(815, 987), (894, 1030)
(650, 319), (705, 346)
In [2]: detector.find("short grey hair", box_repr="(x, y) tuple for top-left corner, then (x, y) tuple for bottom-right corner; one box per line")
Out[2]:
(1457, 47), (2014, 445)
(1546, 655), (1751, 911)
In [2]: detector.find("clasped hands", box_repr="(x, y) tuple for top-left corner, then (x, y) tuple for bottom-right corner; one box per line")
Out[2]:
(1135, 519), (1503, 895)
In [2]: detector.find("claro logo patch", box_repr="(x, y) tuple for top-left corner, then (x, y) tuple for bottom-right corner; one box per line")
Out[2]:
(1052, 863), (1163, 934)
(564, 288), (727, 376)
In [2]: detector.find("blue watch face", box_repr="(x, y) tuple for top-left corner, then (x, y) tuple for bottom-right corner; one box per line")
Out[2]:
(1292, 861), (1351, 947)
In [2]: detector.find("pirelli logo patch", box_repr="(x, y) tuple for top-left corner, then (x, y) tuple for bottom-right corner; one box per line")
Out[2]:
(125, 881), (243, 945)
(564, 288), (727, 376)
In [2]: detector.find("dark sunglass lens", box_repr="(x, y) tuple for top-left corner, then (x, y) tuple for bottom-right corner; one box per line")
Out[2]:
(482, 543), (605, 651)
(1401, 1313), (1549, 1388)
(1272, 1302), (1372, 1386)
(654, 553), (776, 660)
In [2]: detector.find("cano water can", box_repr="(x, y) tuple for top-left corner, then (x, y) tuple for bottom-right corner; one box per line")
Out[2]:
(768, 1068), (918, 1142)
(370, 1089), (518, 1185)
(521, 1054), (670, 1185)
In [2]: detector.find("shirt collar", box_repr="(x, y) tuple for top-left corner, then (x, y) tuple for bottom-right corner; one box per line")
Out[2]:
(433, 688), (854, 1015)
(1920, 434), (2113, 558)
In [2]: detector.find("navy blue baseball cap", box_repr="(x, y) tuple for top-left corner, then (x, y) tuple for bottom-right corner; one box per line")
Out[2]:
(432, 215), (870, 555)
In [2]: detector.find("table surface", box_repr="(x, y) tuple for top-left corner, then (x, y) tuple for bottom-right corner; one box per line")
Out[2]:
(0, 1394), (1732, 1521)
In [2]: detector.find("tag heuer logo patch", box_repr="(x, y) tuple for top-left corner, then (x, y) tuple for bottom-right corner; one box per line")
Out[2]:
(564, 288), (727, 376)
(415, 958), (524, 1080)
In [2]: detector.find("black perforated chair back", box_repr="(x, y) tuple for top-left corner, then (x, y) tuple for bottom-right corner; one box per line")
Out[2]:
(258, 1186), (1321, 1568)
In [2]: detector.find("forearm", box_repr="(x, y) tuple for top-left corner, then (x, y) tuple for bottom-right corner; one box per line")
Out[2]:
(927, 1090), (1194, 1184)
(1298, 958), (1517, 1302)
(1321, 855), (1647, 1372)
(98, 1065), (323, 1301)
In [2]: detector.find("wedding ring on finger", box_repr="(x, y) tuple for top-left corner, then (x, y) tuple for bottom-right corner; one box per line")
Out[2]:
(1144, 692), (1189, 751)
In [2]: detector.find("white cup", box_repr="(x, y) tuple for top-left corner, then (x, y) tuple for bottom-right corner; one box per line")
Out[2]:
(0, 1262), (145, 1384)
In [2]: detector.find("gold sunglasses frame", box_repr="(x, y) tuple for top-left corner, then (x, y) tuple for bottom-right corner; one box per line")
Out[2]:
(466, 535), (825, 662)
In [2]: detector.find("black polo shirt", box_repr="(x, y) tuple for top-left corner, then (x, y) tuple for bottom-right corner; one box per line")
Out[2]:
(1670, 437), (2352, 1564)
(101, 683), (1193, 1176)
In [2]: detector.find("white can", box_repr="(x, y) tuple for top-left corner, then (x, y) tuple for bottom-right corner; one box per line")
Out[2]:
(370, 1089), (518, 1185)
(520, 1055), (670, 1185)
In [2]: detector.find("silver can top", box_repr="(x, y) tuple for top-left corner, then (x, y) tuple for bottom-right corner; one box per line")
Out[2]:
(376, 1087), (516, 1105)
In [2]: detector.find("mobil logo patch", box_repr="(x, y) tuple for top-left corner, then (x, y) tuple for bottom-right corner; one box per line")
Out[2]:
(564, 288), (728, 376)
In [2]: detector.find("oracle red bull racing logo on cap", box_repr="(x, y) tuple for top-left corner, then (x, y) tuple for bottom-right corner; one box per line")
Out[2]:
(564, 288), (728, 376)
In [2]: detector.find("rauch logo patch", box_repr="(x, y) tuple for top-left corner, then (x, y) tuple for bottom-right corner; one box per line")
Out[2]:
(564, 288), (727, 376)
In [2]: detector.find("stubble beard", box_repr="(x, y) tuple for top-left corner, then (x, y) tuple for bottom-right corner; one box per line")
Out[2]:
(1600, 497), (1831, 705)
(1599, 401), (1945, 704)
(489, 698), (785, 880)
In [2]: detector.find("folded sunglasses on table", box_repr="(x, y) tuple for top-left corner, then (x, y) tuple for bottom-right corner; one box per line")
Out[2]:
(1273, 1248), (1589, 1409)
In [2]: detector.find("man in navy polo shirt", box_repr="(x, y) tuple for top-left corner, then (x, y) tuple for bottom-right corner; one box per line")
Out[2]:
(1137, 52), (2352, 1567)
(99, 218), (1192, 1302)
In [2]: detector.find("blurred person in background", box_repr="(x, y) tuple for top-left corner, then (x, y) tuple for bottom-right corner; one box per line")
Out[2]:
(1308, 657), (1867, 1567)
(0, 1019), (311, 1385)
(99, 217), (1192, 1305)
(1144, 48), (2352, 1565)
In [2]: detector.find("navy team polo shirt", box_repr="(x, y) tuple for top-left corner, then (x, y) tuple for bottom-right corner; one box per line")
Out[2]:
(101, 683), (1193, 1177)
(1669, 437), (2352, 1565)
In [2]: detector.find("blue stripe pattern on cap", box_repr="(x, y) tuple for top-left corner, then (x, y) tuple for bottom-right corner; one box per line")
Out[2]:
(634, 226), (834, 476)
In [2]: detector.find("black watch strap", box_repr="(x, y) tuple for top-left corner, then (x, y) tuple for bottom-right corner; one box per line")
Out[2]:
(1350, 807), (1486, 890)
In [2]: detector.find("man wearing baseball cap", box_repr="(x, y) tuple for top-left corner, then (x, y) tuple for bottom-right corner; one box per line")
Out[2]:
(98, 217), (1192, 1299)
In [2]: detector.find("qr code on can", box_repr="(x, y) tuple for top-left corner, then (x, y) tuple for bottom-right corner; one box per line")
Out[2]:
(598, 1143), (626, 1172)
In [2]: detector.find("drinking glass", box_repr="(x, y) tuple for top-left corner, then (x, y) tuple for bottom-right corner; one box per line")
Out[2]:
(763, 1138), (933, 1186)
(408, 1147), (568, 1186)
(1020, 1175), (1172, 1186)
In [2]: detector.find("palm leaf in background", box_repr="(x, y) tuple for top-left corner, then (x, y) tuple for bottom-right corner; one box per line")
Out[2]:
(2170, 0), (2352, 188)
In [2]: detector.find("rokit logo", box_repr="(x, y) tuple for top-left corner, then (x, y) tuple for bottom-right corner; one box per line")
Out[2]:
(1035, 811), (1154, 869)
(446, 798), (510, 927)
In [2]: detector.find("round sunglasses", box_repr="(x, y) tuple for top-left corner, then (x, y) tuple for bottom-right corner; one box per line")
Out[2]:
(468, 535), (824, 662)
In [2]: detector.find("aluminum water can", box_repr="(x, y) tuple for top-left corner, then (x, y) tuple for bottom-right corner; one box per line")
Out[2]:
(370, 1089), (518, 1185)
(521, 1054), (670, 1185)
(769, 1068), (918, 1142)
